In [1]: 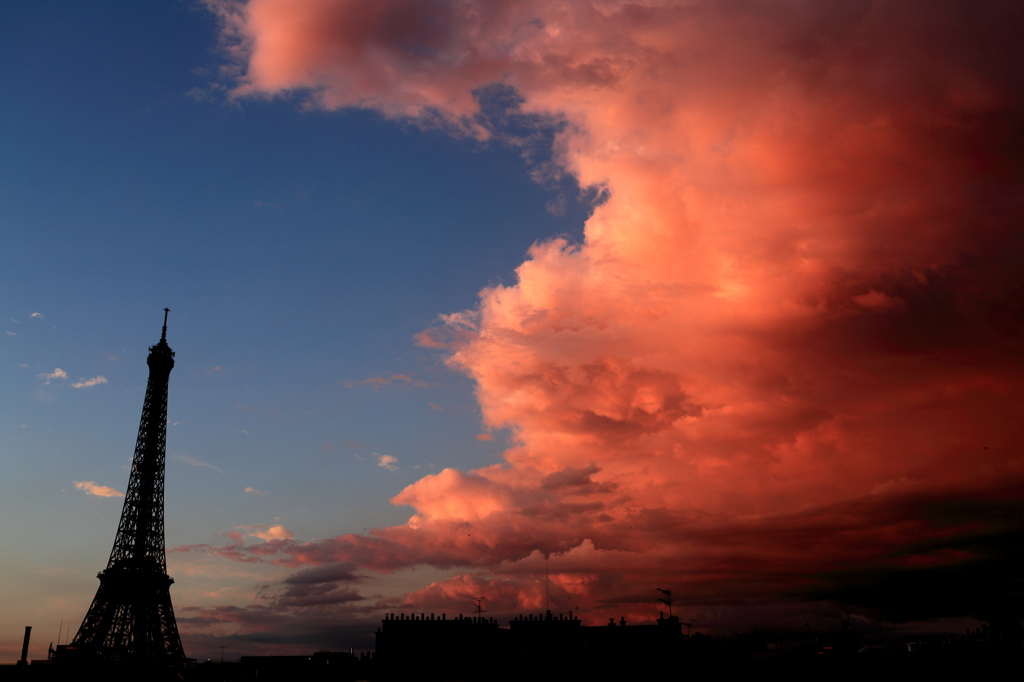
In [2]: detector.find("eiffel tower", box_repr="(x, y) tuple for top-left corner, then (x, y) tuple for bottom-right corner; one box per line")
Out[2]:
(63, 310), (186, 663)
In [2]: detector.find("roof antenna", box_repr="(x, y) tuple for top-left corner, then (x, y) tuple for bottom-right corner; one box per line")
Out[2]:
(161, 308), (170, 340)
(472, 596), (485, 620)
(656, 588), (673, 618)
(545, 554), (550, 614)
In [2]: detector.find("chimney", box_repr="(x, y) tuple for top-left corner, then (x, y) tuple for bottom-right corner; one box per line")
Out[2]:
(18, 626), (31, 666)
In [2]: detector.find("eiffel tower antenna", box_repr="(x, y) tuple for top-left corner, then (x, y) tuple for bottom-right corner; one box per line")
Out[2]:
(62, 310), (186, 664)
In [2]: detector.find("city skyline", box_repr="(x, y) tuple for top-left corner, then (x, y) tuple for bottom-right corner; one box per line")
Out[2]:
(2, 0), (1022, 661)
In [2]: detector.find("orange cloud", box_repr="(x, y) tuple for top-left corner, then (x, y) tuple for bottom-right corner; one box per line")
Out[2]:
(248, 525), (294, 541)
(73, 480), (123, 498)
(207, 0), (1024, 625)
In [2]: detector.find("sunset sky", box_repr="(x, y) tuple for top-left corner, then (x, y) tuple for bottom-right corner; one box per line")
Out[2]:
(2, 0), (1023, 661)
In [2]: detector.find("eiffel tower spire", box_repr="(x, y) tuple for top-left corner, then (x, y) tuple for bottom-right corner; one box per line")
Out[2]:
(66, 309), (186, 663)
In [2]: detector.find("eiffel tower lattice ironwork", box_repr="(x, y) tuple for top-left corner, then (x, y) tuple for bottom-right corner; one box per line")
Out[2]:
(68, 309), (186, 662)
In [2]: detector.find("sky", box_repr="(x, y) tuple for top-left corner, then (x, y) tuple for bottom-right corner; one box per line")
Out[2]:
(2, 0), (1023, 661)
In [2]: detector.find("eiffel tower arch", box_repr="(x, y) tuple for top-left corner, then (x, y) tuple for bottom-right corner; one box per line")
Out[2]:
(60, 310), (187, 664)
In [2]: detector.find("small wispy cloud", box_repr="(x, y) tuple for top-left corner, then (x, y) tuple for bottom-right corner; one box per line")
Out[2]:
(38, 368), (67, 384)
(545, 193), (568, 216)
(476, 433), (494, 441)
(30, 312), (44, 319)
(341, 374), (427, 388)
(374, 453), (399, 472)
(254, 200), (283, 210)
(185, 84), (220, 102)
(427, 402), (443, 411)
(178, 456), (226, 475)
(73, 480), (123, 498)
(71, 375), (107, 389)
(244, 487), (266, 495)
(5, 331), (15, 336)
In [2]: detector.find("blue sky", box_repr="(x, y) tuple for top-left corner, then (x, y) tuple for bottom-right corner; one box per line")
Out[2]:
(0, 0), (589, 658)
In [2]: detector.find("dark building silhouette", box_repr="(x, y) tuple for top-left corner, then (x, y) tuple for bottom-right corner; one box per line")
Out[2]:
(57, 311), (187, 665)
(373, 610), (686, 680)
(237, 651), (360, 680)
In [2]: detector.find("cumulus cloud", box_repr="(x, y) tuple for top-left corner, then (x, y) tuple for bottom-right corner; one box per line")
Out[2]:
(374, 454), (399, 472)
(73, 480), (123, 498)
(70, 375), (107, 389)
(248, 525), (294, 541)
(204, 0), (1024, 629)
(37, 368), (67, 383)
(30, 312), (44, 319)
(245, 486), (267, 495)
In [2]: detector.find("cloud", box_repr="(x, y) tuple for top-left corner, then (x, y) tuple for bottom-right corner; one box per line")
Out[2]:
(374, 454), (399, 472)
(205, 0), (1024, 630)
(283, 562), (361, 585)
(175, 603), (379, 659)
(179, 455), (227, 474)
(475, 433), (493, 441)
(248, 525), (294, 541)
(342, 374), (427, 388)
(245, 487), (267, 495)
(30, 312), (44, 319)
(73, 480), (123, 498)
(5, 331), (15, 336)
(37, 368), (67, 383)
(70, 375), (107, 389)
(275, 584), (363, 608)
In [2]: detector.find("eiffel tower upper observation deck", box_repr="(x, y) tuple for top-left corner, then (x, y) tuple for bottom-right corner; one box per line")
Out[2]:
(63, 310), (186, 663)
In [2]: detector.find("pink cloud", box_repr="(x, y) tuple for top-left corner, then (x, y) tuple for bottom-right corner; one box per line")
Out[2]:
(205, 0), (1024, 627)
(73, 480), (123, 498)
(249, 524), (295, 541)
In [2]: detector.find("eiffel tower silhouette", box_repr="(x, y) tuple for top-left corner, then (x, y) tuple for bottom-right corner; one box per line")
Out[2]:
(62, 310), (186, 663)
